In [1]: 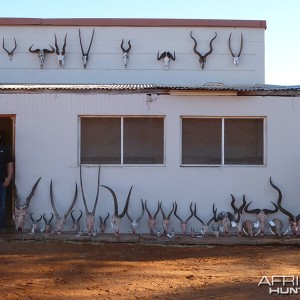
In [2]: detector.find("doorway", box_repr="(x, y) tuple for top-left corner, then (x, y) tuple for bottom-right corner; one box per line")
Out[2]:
(0, 116), (15, 227)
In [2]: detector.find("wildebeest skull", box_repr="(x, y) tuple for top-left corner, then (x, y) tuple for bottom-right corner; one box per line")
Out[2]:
(120, 39), (131, 68)
(54, 33), (67, 67)
(13, 177), (41, 233)
(190, 31), (217, 69)
(29, 44), (55, 68)
(228, 32), (243, 65)
(50, 180), (78, 235)
(157, 51), (175, 70)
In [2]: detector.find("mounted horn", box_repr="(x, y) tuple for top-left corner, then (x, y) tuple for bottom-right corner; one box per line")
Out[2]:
(174, 201), (193, 234)
(54, 33), (67, 67)
(190, 31), (217, 69)
(120, 39), (131, 68)
(29, 44), (55, 68)
(79, 28), (95, 69)
(3, 37), (17, 60)
(157, 50), (176, 70)
(145, 200), (160, 234)
(228, 32), (243, 65)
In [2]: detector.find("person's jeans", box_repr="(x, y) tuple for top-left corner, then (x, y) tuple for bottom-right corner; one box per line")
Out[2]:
(0, 183), (7, 228)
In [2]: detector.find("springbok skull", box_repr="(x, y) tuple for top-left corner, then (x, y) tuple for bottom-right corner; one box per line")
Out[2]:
(79, 28), (94, 68)
(190, 31), (217, 69)
(244, 198), (278, 236)
(3, 37), (17, 60)
(231, 194), (247, 236)
(193, 203), (214, 236)
(120, 39), (131, 68)
(270, 177), (300, 236)
(13, 177), (41, 233)
(71, 210), (83, 233)
(157, 51), (175, 70)
(228, 32), (243, 65)
(213, 204), (234, 236)
(101, 185), (133, 236)
(54, 33), (67, 67)
(50, 180), (78, 235)
(174, 201), (193, 234)
(29, 44), (55, 68)
(42, 213), (53, 234)
(80, 166), (101, 236)
(99, 212), (110, 233)
(145, 200), (160, 234)
(160, 202), (175, 234)
(126, 199), (145, 234)
(30, 213), (42, 233)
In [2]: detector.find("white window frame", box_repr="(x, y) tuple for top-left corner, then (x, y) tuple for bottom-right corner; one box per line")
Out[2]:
(79, 115), (166, 167)
(180, 116), (266, 167)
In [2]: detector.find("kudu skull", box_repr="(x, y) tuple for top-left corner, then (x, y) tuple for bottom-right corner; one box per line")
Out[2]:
(3, 37), (17, 60)
(157, 51), (176, 70)
(79, 28), (94, 68)
(190, 31), (217, 69)
(120, 39), (131, 68)
(80, 166), (101, 236)
(101, 185), (133, 236)
(270, 177), (299, 236)
(228, 32), (243, 65)
(54, 33), (67, 67)
(13, 177), (41, 233)
(50, 180), (78, 235)
(29, 44), (55, 68)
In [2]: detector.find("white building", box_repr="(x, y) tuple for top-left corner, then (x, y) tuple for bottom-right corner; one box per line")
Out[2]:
(0, 18), (299, 234)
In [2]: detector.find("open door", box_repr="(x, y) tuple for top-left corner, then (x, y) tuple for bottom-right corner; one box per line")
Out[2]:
(0, 116), (15, 228)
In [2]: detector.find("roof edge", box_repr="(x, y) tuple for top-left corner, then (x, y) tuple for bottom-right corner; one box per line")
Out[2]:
(0, 18), (267, 29)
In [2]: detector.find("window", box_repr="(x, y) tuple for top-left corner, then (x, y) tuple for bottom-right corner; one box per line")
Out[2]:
(181, 117), (264, 166)
(80, 116), (164, 165)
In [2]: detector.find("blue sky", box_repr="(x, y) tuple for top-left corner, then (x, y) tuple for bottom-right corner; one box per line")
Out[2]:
(1, 0), (300, 85)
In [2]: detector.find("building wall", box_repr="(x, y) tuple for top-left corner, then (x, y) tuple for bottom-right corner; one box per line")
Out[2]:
(0, 23), (265, 85)
(0, 92), (299, 232)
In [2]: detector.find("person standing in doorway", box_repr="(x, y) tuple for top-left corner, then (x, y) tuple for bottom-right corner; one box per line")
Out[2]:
(0, 131), (13, 232)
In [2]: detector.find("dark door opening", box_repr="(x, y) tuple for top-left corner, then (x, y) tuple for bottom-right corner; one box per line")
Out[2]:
(0, 116), (15, 228)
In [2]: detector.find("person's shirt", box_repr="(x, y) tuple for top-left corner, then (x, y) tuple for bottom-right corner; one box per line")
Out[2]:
(0, 145), (13, 183)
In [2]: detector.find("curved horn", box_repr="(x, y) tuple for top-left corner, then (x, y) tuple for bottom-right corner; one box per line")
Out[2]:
(167, 202), (175, 220)
(126, 211), (133, 222)
(86, 28), (95, 55)
(167, 51), (176, 61)
(174, 201), (183, 223)
(157, 51), (166, 60)
(186, 202), (194, 222)
(238, 33), (243, 57)
(240, 195), (247, 213)
(25, 177), (41, 207)
(270, 177), (295, 221)
(145, 199), (152, 218)
(50, 180), (60, 219)
(101, 185), (118, 215)
(229, 32), (243, 58)
(119, 185), (133, 218)
(64, 182), (78, 218)
(120, 39), (125, 52)
(29, 45), (40, 53)
(12, 179), (21, 209)
(79, 166), (89, 214)
(263, 201), (278, 215)
(190, 31), (202, 58)
(54, 34), (59, 55)
(79, 29), (84, 54)
(228, 33), (234, 57)
(62, 33), (67, 55)
(230, 194), (239, 215)
(104, 212), (110, 223)
(92, 166), (101, 214)
(153, 200), (161, 219)
(71, 210), (75, 222)
(127, 40), (131, 52)
(203, 32), (217, 58)
(136, 199), (145, 222)
(244, 202), (261, 215)
(30, 213), (34, 222)
(36, 215), (42, 222)
(159, 202), (166, 219)
(193, 203), (204, 225)
(213, 204), (223, 222)
(43, 45), (55, 53)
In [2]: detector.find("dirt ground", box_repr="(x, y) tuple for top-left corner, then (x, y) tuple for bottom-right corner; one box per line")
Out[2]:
(0, 239), (300, 300)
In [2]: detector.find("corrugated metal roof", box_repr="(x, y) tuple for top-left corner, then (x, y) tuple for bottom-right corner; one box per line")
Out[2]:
(0, 83), (299, 96)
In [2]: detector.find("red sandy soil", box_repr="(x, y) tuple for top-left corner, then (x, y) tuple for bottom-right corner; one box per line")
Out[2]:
(0, 241), (299, 299)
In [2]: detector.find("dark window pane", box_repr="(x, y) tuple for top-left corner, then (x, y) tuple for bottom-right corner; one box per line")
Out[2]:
(123, 118), (164, 164)
(224, 119), (264, 165)
(182, 118), (222, 164)
(81, 118), (121, 164)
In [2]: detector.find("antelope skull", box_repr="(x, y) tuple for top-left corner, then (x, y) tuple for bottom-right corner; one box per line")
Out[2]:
(101, 185), (133, 236)
(79, 28), (94, 68)
(231, 194), (247, 236)
(228, 32), (243, 65)
(30, 213), (42, 233)
(160, 202), (175, 234)
(213, 204), (234, 236)
(157, 51), (176, 70)
(54, 33), (67, 67)
(193, 203), (214, 236)
(126, 199), (145, 235)
(3, 37), (17, 60)
(120, 39), (131, 68)
(29, 44), (55, 68)
(80, 166), (101, 236)
(145, 200), (160, 234)
(99, 212), (110, 233)
(71, 210), (83, 233)
(190, 31), (217, 69)
(13, 177), (41, 233)
(50, 180), (78, 235)
(42, 213), (54, 234)
(174, 201), (193, 234)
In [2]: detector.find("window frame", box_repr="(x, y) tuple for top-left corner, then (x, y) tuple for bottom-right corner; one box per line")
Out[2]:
(79, 115), (166, 166)
(180, 116), (266, 167)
